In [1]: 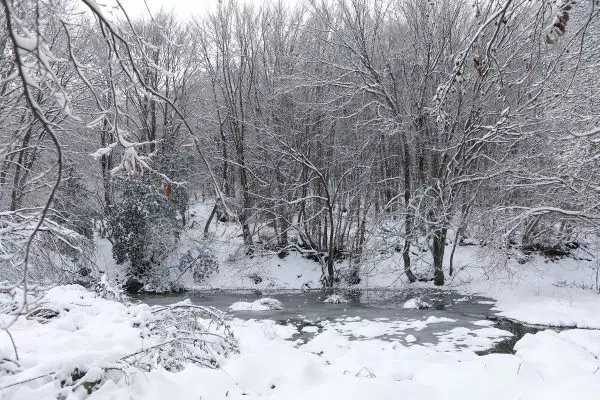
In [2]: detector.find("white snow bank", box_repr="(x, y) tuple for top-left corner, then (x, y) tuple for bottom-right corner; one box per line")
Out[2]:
(4, 284), (600, 400)
(514, 329), (600, 379)
(473, 320), (495, 326)
(173, 201), (322, 291)
(0, 285), (236, 399)
(0, 287), (600, 400)
(413, 329), (600, 400)
(323, 294), (349, 304)
(403, 297), (432, 309)
(229, 298), (284, 311)
(446, 247), (600, 329)
(492, 291), (600, 328)
(94, 325), (598, 400)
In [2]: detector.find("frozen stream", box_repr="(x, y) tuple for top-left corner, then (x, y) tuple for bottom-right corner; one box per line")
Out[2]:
(135, 288), (545, 353)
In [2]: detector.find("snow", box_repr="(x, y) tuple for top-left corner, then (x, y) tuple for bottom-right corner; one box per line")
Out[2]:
(93, 200), (600, 331)
(229, 298), (284, 311)
(321, 315), (457, 339)
(473, 319), (496, 326)
(2, 285), (600, 399)
(72, 199), (600, 398)
(491, 290), (600, 328)
(434, 326), (514, 352)
(351, 236), (600, 330)
(82, 367), (104, 383)
(425, 316), (455, 324)
(403, 297), (432, 309)
(323, 294), (349, 303)
(446, 248), (600, 328)
(165, 201), (323, 291)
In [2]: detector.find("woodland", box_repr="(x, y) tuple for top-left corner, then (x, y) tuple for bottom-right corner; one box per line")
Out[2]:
(1, 0), (599, 290)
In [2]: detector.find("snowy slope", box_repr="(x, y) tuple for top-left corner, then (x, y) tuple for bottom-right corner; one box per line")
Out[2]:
(445, 249), (600, 328)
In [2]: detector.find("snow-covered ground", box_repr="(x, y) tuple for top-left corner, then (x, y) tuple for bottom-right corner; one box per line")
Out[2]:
(52, 200), (600, 399)
(1, 285), (599, 399)
(96, 199), (600, 329)
(446, 250), (600, 328)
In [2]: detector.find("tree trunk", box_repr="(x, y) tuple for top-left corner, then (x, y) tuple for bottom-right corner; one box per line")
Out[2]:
(449, 227), (460, 276)
(432, 227), (447, 286)
(100, 118), (113, 209)
(325, 205), (336, 287)
(402, 140), (417, 283)
(10, 127), (34, 211)
(278, 213), (289, 247)
(236, 145), (253, 245)
(204, 200), (220, 237)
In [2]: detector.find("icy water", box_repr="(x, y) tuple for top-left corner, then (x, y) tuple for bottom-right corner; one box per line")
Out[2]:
(135, 288), (543, 353)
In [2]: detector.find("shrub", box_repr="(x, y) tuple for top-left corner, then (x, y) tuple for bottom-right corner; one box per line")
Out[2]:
(108, 176), (181, 291)
(178, 248), (219, 284)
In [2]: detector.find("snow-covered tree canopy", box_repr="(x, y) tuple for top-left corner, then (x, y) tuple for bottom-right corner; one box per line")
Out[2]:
(0, 0), (598, 292)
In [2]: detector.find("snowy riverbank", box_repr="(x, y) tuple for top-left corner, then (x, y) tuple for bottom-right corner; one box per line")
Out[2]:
(1, 284), (600, 399)
(60, 199), (600, 399)
(96, 200), (600, 329)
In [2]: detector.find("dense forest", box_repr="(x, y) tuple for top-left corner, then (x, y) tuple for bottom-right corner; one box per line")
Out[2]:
(1, 0), (599, 291)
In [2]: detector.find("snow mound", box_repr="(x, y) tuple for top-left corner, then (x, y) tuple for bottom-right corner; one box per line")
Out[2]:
(425, 316), (455, 323)
(403, 297), (432, 309)
(0, 285), (237, 399)
(229, 298), (284, 311)
(473, 320), (495, 327)
(324, 294), (349, 304)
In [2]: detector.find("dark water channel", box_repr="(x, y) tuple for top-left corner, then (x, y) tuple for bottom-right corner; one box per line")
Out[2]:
(134, 288), (549, 354)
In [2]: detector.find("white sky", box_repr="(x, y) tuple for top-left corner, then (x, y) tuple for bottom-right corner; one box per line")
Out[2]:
(121, 0), (217, 16)
(113, 0), (300, 18)
(91, 0), (303, 26)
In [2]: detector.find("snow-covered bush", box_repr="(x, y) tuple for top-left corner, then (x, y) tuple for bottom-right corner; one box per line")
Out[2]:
(337, 264), (361, 285)
(0, 354), (20, 377)
(0, 286), (238, 398)
(93, 275), (127, 302)
(0, 213), (96, 285)
(128, 300), (238, 371)
(108, 176), (182, 292)
(143, 266), (185, 293)
(178, 248), (219, 284)
(324, 294), (349, 304)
